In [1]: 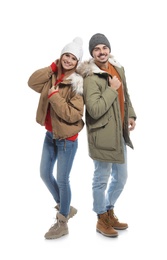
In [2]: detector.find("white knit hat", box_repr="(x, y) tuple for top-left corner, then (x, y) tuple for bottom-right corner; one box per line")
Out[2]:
(61, 37), (83, 61)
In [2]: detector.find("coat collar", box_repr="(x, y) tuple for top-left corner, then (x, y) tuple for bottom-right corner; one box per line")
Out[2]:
(77, 55), (122, 78)
(62, 73), (83, 95)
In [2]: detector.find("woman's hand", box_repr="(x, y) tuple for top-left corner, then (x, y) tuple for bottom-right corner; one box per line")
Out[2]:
(48, 85), (59, 96)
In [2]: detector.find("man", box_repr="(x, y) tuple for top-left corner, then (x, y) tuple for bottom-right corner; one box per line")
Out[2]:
(78, 33), (136, 237)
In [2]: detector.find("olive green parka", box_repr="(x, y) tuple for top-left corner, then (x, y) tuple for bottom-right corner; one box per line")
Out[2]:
(77, 56), (136, 163)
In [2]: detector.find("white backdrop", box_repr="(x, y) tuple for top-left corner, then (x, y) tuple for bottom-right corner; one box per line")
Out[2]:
(0, 0), (167, 259)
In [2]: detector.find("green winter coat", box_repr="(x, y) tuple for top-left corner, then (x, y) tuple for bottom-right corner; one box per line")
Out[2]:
(77, 56), (136, 163)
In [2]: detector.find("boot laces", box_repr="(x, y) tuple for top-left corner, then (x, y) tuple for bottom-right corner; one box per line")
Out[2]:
(109, 210), (119, 221)
(113, 213), (118, 221)
(103, 217), (112, 228)
(49, 218), (58, 230)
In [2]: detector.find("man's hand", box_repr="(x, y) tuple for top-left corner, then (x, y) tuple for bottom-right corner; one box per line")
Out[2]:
(108, 76), (121, 90)
(128, 118), (136, 131)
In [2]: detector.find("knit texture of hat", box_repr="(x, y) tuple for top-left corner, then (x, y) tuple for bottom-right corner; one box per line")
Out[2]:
(89, 33), (111, 56)
(61, 37), (83, 61)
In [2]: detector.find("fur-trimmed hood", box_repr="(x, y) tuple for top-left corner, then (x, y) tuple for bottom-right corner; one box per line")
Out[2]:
(65, 72), (83, 95)
(77, 55), (123, 78)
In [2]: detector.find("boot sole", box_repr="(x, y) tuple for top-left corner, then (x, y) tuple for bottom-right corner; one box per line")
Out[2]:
(96, 229), (118, 237)
(113, 226), (128, 230)
(45, 230), (69, 239)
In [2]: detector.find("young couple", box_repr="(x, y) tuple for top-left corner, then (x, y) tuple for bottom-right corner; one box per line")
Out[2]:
(28, 33), (136, 239)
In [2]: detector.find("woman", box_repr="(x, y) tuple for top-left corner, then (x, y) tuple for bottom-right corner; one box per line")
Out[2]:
(28, 37), (84, 239)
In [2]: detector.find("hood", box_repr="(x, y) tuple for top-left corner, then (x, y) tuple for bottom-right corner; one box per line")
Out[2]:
(77, 55), (123, 78)
(65, 72), (83, 95)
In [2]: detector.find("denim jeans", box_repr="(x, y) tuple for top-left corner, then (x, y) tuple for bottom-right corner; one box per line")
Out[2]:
(40, 131), (78, 217)
(92, 142), (127, 214)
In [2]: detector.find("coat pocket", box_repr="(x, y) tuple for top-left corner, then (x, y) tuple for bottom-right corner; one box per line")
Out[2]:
(91, 118), (117, 151)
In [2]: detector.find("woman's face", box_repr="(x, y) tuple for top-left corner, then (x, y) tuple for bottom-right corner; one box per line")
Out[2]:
(61, 53), (78, 71)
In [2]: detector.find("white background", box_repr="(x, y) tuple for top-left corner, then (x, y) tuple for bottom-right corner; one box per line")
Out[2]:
(0, 0), (167, 259)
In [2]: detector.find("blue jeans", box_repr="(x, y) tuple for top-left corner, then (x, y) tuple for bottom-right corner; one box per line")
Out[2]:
(40, 131), (78, 217)
(92, 142), (127, 214)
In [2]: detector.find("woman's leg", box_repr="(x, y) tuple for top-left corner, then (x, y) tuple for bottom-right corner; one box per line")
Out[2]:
(56, 139), (78, 217)
(40, 131), (60, 203)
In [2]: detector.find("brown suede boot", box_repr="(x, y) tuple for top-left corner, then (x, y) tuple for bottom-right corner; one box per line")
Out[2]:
(96, 212), (118, 237)
(108, 209), (128, 230)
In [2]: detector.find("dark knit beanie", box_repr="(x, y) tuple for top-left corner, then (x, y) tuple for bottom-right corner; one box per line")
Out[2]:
(89, 33), (111, 56)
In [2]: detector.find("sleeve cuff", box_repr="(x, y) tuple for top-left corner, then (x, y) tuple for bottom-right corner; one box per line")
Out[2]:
(48, 90), (59, 98)
(50, 62), (57, 72)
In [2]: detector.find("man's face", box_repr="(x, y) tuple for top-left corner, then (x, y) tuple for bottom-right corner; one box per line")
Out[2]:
(92, 44), (110, 64)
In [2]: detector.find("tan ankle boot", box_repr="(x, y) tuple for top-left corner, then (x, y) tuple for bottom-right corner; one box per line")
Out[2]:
(108, 209), (128, 230)
(96, 212), (118, 237)
(55, 205), (77, 220)
(44, 212), (68, 239)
